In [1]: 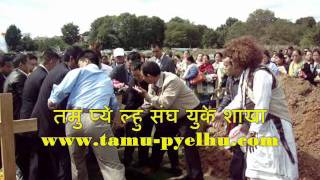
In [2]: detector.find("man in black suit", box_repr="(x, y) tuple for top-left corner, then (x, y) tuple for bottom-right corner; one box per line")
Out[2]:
(20, 49), (60, 119)
(122, 53), (151, 167)
(0, 54), (13, 93)
(17, 49), (59, 180)
(31, 46), (83, 180)
(149, 42), (176, 74)
(3, 54), (32, 180)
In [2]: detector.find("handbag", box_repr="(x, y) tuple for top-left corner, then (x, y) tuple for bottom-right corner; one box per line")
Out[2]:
(190, 71), (206, 85)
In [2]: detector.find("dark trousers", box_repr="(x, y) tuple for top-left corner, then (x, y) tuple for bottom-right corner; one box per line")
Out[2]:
(229, 145), (245, 180)
(177, 106), (204, 180)
(150, 105), (204, 180)
(123, 113), (153, 166)
(15, 133), (39, 180)
(150, 118), (179, 169)
(39, 144), (72, 180)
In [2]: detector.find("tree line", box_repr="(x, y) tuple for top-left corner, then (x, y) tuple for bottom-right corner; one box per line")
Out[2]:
(4, 9), (320, 52)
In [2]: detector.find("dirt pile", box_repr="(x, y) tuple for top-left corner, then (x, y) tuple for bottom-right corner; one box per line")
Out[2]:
(280, 76), (320, 179)
(198, 76), (320, 179)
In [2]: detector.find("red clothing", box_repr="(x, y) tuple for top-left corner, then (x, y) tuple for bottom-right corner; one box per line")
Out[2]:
(199, 63), (214, 74)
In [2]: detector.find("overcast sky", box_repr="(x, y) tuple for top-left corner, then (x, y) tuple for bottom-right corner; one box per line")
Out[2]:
(1, 0), (320, 38)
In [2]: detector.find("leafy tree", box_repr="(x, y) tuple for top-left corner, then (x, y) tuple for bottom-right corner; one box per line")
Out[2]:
(225, 21), (249, 42)
(246, 9), (277, 37)
(35, 36), (68, 52)
(296, 17), (316, 28)
(5, 25), (22, 51)
(202, 29), (219, 48)
(61, 23), (80, 45)
(164, 18), (201, 48)
(225, 17), (239, 27)
(21, 34), (37, 51)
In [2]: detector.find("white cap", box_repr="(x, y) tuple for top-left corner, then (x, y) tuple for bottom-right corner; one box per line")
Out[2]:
(113, 48), (125, 57)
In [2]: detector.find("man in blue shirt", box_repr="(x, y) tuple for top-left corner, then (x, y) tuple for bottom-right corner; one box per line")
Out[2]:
(48, 50), (125, 180)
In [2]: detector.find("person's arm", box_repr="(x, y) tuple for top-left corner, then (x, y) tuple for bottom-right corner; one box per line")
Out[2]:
(48, 69), (80, 105)
(217, 78), (232, 112)
(144, 79), (181, 109)
(249, 70), (273, 133)
(184, 66), (198, 80)
(222, 72), (245, 111)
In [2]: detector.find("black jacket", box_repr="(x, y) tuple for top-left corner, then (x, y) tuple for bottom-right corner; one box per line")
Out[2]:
(0, 73), (6, 93)
(124, 78), (148, 110)
(20, 66), (48, 119)
(109, 64), (131, 84)
(301, 62), (317, 85)
(3, 69), (28, 120)
(31, 63), (70, 137)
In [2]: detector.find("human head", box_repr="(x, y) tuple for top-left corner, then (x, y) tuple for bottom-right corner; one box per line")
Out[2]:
(312, 48), (320, 63)
(13, 54), (29, 74)
(202, 54), (210, 64)
(196, 53), (203, 62)
(78, 50), (100, 68)
(224, 36), (263, 71)
(214, 52), (223, 63)
(292, 49), (302, 63)
(174, 54), (181, 64)
(27, 53), (38, 72)
(127, 51), (141, 70)
(42, 49), (60, 71)
(223, 57), (242, 77)
(113, 48), (125, 65)
(151, 42), (163, 59)
(275, 52), (286, 66)
(304, 50), (313, 63)
(183, 50), (190, 59)
(130, 61), (144, 82)
(141, 61), (161, 84)
(62, 46), (84, 69)
(0, 54), (13, 76)
(101, 55), (110, 65)
(186, 56), (195, 65)
(262, 50), (271, 65)
(287, 46), (294, 56)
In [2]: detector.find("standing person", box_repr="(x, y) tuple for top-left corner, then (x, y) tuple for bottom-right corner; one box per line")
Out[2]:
(3, 54), (32, 180)
(196, 55), (217, 104)
(0, 54), (13, 93)
(196, 53), (203, 67)
(48, 50), (125, 180)
(217, 57), (244, 180)
(21, 49), (60, 119)
(135, 61), (203, 180)
(312, 49), (320, 85)
(182, 56), (198, 88)
(122, 56), (151, 167)
(149, 42), (176, 74)
(18, 49), (59, 180)
(300, 50), (315, 84)
(274, 52), (289, 75)
(27, 53), (38, 73)
(31, 46), (83, 180)
(262, 50), (279, 76)
(288, 49), (304, 77)
(110, 48), (131, 87)
(4, 54), (31, 119)
(216, 36), (299, 180)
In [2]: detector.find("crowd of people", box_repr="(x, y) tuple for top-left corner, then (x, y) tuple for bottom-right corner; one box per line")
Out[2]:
(0, 36), (318, 180)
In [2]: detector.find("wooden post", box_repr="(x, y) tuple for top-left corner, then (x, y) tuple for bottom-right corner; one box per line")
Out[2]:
(0, 93), (37, 180)
(0, 93), (16, 180)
